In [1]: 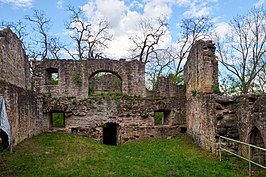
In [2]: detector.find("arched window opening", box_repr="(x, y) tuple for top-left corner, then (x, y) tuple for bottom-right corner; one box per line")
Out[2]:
(249, 127), (265, 165)
(88, 71), (122, 95)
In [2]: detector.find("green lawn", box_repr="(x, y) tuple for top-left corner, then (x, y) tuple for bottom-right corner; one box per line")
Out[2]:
(0, 133), (265, 177)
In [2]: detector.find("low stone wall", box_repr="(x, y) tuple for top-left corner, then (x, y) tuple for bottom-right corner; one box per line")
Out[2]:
(0, 80), (46, 146)
(43, 95), (186, 144)
(120, 126), (180, 143)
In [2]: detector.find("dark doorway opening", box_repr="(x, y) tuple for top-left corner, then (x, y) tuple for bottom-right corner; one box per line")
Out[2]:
(103, 123), (118, 145)
(249, 127), (265, 165)
(0, 129), (9, 152)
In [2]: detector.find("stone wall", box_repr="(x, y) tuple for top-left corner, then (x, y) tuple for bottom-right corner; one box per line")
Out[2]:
(184, 40), (219, 151)
(0, 28), (31, 90)
(0, 28), (45, 148)
(32, 58), (146, 99)
(184, 40), (266, 161)
(151, 76), (185, 97)
(0, 80), (47, 146)
(187, 94), (266, 156)
(184, 40), (218, 96)
(43, 95), (186, 144)
(88, 73), (122, 94)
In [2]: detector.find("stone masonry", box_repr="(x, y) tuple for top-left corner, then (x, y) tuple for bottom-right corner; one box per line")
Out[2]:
(0, 27), (266, 164)
(32, 58), (146, 99)
(184, 40), (266, 163)
(0, 28), (31, 90)
(0, 29), (46, 147)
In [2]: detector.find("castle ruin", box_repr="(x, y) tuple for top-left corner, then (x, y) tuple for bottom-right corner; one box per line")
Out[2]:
(0, 28), (266, 162)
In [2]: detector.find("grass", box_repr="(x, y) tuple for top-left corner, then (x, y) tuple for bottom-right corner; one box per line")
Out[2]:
(0, 133), (265, 177)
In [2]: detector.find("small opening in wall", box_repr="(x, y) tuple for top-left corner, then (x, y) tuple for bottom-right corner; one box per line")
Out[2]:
(46, 68), (58, 85)
(103, 123), (118, 145)
(0, 129), (9, 152)
(154, 110), (170, 125)
(180, 127), (187, 133)
(51, 112), (65, 127)
(71, 128), (78, 134)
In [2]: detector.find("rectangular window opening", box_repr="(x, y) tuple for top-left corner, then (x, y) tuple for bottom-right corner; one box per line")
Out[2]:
(51, 112), (65, 127)
(154, 110), (170, 125)
(46, 68), (59, 85)
(51, 73), (58, 85)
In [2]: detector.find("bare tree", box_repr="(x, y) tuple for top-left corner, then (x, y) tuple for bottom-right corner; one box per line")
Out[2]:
(129, 17), (168, 63)
(0, 20), (27, 44)
(145, 48), (176, 90)
(48, 37), (64, 59)
(253, 66), (266, 94)
(216, 8), (266, 94)
(173, 16), (213, 76)
(130, 16), (212, 89)
(65, 6), (112, 60)
(25, 9), (51, 60)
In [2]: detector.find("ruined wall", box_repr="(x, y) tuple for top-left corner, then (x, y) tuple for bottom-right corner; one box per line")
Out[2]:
(150, 76), (185, 97)
(43, 95), (186, 143)
(0, 28), (46, 147)
(89, 73), (122, 94)
(184, 40), (219, 151)
(184, 40), (218, 95)
(0, 28), (31, 90)
(0, 80), (47, 146)
(184, 40), (266, 159)
(32, 59), (146, 99)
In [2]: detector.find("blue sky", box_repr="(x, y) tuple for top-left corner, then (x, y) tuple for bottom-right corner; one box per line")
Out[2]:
(0, 0), (265, 58)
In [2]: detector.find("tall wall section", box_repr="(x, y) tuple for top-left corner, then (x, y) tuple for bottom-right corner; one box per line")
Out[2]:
(184, 40), (266, 161)
(0, 28), (46, 147)
(0, 28), (31, 90)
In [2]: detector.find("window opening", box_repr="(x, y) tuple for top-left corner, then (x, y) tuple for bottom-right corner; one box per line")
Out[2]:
(51, 112), (65, 127)
(46, 68), (58, 85)
(154, 110), (170, 125)
(88, 71), (122, 95)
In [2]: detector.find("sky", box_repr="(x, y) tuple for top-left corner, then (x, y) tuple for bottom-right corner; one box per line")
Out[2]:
(0, 0), (266, 59)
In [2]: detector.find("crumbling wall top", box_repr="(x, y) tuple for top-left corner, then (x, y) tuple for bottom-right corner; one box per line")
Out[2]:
(0, 28), (31, 89)
(184, 40), (218, 97)
(32, 58), (146, 98)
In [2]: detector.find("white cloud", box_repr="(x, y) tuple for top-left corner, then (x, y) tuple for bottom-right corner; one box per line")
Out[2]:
(57, 0), (64, 9)
(183, 0), (217, 18)
(82, 0), (127, 28)
(0, 0), (32, 8)
(212, 22), (231, 40)
(80, 0), (218, 59)
(254, 0), (265, 8)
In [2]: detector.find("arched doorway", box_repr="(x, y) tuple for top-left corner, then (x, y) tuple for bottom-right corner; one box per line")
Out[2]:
(103, 123), (119, 145)
(249, 127), (265, 165)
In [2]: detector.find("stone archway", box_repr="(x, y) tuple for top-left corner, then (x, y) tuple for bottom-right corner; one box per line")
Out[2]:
(102, 123), (119, 145)
(249, 127), (265, 165)
(88, 71), (122, 95)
